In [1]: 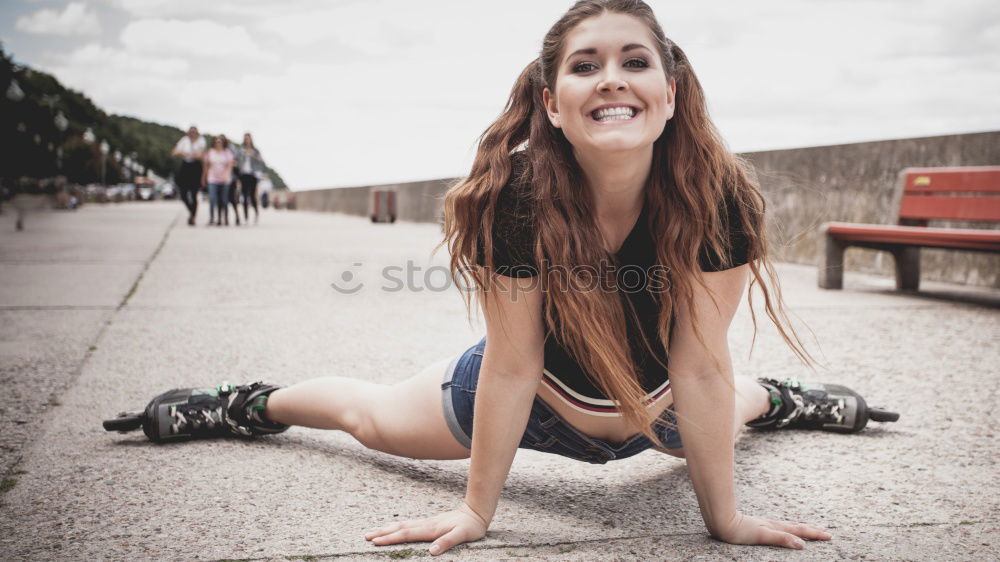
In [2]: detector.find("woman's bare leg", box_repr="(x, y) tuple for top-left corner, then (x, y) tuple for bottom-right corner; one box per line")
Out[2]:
(264, 357), (472, 461)
(657, 375), (770, 459)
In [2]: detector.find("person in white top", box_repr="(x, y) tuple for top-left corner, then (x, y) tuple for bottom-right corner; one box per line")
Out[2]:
(257, 173), (273, 209)
(171, 126), (206, 226)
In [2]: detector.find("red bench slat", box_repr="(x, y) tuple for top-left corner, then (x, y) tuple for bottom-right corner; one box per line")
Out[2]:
(899, 195), (1000, 222)
(902, 166), (1000, 193)
(820, 165), (1000, 291)
(826, 223), (1000, 251)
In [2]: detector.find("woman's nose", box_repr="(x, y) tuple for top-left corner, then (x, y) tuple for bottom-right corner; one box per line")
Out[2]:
(597, 72), (628, 93)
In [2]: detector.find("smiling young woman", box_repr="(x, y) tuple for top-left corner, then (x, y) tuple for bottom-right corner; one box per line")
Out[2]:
(105, 0), (898, 556)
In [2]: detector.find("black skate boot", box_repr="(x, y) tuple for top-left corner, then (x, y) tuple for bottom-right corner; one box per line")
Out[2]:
(747, 378), (899, 434)
(102, 381), (289, 443)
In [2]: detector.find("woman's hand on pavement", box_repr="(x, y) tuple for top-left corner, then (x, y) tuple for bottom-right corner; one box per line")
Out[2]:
(712, 512), (832, 549)
(365, 501), (488, 556)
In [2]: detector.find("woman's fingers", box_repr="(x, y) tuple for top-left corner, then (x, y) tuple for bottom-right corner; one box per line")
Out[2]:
(365, 507), (487, 554)
(369, 525), (436, 546)
(757, 526), (806, 549)
(772, 520), (832, 541)
(364, 521), (405, 541)
(429, 527), (465, 555)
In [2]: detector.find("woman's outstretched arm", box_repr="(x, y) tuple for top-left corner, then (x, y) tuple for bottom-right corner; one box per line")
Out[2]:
(668, 264), (831, 549)
(365, 272), (545, 556)
(467, 276), (546, 525)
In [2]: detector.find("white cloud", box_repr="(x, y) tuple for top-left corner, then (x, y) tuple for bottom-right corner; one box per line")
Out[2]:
(106, 0), (319, 19)
(16, 0), (998, 188)
(65, 44), (189, 76)
(15, 2), (101, 36)
(120, 19), (278, 63)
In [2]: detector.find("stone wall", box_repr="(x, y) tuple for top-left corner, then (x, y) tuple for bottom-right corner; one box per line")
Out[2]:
(295, 131), (1000, 287)
(293, 178), (455, 223)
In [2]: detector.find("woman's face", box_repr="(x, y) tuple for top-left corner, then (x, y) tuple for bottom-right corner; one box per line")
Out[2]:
(543, 12), (675, 157)
(213, 138), (224, 149)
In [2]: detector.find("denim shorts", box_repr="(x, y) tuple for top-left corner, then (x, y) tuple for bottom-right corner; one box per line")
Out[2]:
(440, 337), (683, 464)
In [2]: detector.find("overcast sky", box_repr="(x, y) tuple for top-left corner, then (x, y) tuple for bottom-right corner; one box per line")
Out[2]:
(2, 0), (998, 190)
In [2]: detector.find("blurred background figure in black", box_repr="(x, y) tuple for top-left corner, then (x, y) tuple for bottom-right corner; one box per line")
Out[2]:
(171, 126), (205, 226)
(236, 132), (266, 224)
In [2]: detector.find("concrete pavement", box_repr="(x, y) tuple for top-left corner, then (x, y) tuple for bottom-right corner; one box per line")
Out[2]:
(0, 201), (997, 560)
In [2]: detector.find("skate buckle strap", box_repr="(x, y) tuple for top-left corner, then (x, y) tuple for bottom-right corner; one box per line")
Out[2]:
(776, 394), (804, 428)
(217, 381), (256, 437)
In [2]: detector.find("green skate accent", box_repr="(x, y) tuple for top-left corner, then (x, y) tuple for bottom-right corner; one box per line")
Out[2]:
(249, 396), (268, 411)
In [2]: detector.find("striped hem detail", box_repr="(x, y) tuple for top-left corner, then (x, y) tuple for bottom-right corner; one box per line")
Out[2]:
(541, 369), (671, 417)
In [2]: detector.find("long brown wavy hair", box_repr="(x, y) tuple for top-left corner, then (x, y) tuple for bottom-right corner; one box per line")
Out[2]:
(439, 0), (814, 446)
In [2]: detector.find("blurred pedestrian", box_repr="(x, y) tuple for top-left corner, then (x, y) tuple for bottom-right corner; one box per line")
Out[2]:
(235, 132), (266, 224)
(258, 173), (273, 209)
(201, 135), (234, 226)
(227, 144), (241, 225)
(171, 126), (205, 226)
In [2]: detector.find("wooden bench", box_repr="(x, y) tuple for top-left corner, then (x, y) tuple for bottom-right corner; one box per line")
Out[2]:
(818, 166), (1000, 291)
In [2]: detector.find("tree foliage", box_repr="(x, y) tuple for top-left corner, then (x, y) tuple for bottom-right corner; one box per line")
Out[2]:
(0, 43), (288, 188)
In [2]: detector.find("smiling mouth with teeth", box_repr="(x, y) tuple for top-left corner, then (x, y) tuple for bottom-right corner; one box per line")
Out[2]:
(590, 106), (640, 122)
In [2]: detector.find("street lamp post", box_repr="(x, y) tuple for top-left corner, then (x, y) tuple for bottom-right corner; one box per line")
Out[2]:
(100, 140), (109, 188)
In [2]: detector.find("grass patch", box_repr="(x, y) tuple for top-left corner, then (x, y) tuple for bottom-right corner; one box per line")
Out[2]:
(558, 544), (577, 554)
(389, 548), (429, 559)
(0, 478), (18, 494)
(285, 556), (317, 561)
(505, 551), (530, 558)
(13, 469), (27, 475)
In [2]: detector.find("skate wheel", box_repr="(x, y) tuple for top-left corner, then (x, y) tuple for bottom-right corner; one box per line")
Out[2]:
(103, 411), (144, 433)
(868, 407), (899, 423)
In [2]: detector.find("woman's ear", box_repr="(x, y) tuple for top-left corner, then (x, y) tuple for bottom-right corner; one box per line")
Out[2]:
(542, 87), (561, 128)
(667, 78), (677, 113)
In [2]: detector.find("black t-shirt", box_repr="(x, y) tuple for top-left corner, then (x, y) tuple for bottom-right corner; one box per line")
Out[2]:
(474, 155), (753, 415)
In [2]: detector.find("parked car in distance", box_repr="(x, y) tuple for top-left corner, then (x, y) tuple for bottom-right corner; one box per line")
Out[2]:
(159, 182), (176, 199)
(85, 184), (107, 203)
(136, 177), (155, 201)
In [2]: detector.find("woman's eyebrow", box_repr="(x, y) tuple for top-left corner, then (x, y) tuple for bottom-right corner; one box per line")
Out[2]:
(566, 43), (652, 59)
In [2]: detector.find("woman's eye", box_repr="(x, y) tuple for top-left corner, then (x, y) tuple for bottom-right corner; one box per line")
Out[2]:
(572, 58), (649, 73)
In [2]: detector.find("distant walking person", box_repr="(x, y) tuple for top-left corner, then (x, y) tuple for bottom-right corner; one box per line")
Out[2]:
(236, 132), (266, 224)
(171, 126), (205, 226)
(227, 144), (242, 226)
(258, 173), (273, 209)
(201, 135), (235, 226)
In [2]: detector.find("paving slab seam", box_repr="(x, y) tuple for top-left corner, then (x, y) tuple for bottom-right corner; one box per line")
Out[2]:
(0, 214), (179, 493)
(206, 530), (709, 562)
(0, 305), (117, 311)
(117, 216), (178, 311)
(206, 521), (997, 562)
(860, 520), (996, 528)
(0, 259), (148, 264)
